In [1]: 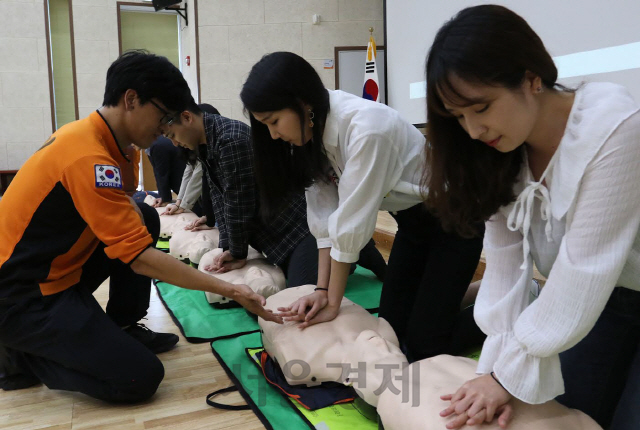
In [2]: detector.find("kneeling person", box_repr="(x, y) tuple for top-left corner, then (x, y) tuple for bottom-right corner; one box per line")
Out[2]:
(0, 51), (281, 403)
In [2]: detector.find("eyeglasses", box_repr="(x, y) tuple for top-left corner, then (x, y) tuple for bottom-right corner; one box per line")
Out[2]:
(149, 99), (177, 126)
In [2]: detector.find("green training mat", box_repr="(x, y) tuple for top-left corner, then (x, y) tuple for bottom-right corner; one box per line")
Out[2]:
(341, 266), (383, 311)
(155, 266), (383, 343)
(246, 347), (378, 429)
(209, 332), (378, 430)
(155, 280), (259, 342)
(210, 332), (311, 429)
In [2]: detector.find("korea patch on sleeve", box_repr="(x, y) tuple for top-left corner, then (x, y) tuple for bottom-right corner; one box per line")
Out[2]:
(94, 164), (122, 189)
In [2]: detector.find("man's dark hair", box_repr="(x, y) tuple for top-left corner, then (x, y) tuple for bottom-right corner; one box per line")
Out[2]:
(102, 50), (193, 112)
(199, 103), (219, 115)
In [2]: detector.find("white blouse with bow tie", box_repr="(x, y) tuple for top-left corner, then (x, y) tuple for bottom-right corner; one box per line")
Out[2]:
(475, 82), (640, 404)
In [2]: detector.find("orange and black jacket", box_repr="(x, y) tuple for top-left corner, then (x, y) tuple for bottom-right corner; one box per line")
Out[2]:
(0, 111), (152, 303)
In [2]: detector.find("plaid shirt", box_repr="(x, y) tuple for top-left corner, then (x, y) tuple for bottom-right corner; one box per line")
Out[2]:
(199, 113), (310, 265)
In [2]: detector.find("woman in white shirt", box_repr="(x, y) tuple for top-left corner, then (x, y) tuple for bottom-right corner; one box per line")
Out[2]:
(239, 51), (484, 362)
(424, 5), (640, 430)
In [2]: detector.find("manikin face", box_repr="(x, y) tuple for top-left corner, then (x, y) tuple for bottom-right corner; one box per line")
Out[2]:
(252, 108), (313, 146)
(163, 111), (201, 151)
(439, 74), (540, 153)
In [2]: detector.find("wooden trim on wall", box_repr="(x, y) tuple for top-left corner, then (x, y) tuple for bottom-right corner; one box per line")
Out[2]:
(117, 3), (122, 54)
(117, 2), (156, 55)
(44, 0), (80, 130)
(68, 0), (79, 120)
(43, 0), (56, 133)
(333, 45), (385, 90)
(0, 170), (19, 195)
(372, 228), (395, 254)
(194, 0), (201, 103)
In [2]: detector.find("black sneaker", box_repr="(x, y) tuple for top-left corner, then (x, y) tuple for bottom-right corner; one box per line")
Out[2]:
(0, 372), (40, 391)
(0, 344), (40, 391)
(124, 323), (179, 354)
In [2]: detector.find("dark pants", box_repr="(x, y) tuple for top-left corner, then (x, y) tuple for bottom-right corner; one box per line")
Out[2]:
(280, 234), (319, 288)
(556, 287), (640, 429)
(379, 203), (484, 362)
(0, 203), (164, 402)
(279, 234), (387, 288)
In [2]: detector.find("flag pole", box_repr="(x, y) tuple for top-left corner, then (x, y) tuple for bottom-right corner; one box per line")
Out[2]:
(363, 28), (380, 102)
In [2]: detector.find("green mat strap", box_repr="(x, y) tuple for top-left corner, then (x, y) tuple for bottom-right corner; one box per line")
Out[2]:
(206, 385), (251, 411)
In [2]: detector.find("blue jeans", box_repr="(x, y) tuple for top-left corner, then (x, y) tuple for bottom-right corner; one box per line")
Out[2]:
(557, 287), (640, 429)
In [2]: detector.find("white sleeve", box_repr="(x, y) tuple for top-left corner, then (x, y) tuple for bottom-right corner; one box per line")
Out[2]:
(177, 162), (193, 202)
(328, 133), (401, 263)
(477, 115), (640, 404)
(474, 213), (533, 385)
(178, 161), (203, 211)
(305, 180), (338, 249)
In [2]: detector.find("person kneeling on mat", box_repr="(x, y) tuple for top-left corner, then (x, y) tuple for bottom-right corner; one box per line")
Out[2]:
(0, 50), (282, 403)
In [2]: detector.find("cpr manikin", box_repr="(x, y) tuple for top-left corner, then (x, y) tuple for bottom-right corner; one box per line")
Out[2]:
(169, 228), (220, 264)
(199, 248), (286, 304)
(143, 196), (200, 239)
(259, 285), (397, 386)
(258, 288), (602, 430)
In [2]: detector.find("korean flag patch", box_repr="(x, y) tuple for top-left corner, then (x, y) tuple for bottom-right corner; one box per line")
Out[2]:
(94, 164), (122, 189)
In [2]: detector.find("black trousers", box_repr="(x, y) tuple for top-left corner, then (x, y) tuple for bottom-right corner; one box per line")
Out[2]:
(279, 234), (319, 288)
(279, 234), (388, 288)
(0, 203), (164, 402)
(556, 287), (640, 429)
(379, 203), (485, 362)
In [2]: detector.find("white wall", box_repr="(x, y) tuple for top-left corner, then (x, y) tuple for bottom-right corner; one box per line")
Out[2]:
(0, 0), (52, 171)
(386, 0), (640, 125)
(197, 0), (384, 121)
(180, 0), (198, 103)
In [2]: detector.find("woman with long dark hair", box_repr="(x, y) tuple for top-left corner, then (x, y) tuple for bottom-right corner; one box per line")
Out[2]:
(425, 5), (640, 429)
(240, 51), (484, 362)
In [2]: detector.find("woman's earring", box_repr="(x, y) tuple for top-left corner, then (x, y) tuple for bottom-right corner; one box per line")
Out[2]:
(290, 143), (294, 156)
(308, 109), (315, 128)
(537, 86), (543, 93)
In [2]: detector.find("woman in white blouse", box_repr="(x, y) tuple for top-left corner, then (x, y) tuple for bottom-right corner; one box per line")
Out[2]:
(239, 52), (484, 362)
(425, 5), (640, 430)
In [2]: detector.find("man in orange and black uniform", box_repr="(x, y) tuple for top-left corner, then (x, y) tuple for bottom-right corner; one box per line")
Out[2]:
(0, 51), (281, 403)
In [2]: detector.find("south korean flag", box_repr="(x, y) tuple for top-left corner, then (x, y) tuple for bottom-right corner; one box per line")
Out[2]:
(94, 164), (122, 189)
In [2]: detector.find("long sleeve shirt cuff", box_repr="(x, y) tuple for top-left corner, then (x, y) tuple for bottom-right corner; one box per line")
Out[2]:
(180, 199), (195, 210)
(316, 237), (332, 249)
(330, 247), (360, 264)
(478, 331), (565, 404)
